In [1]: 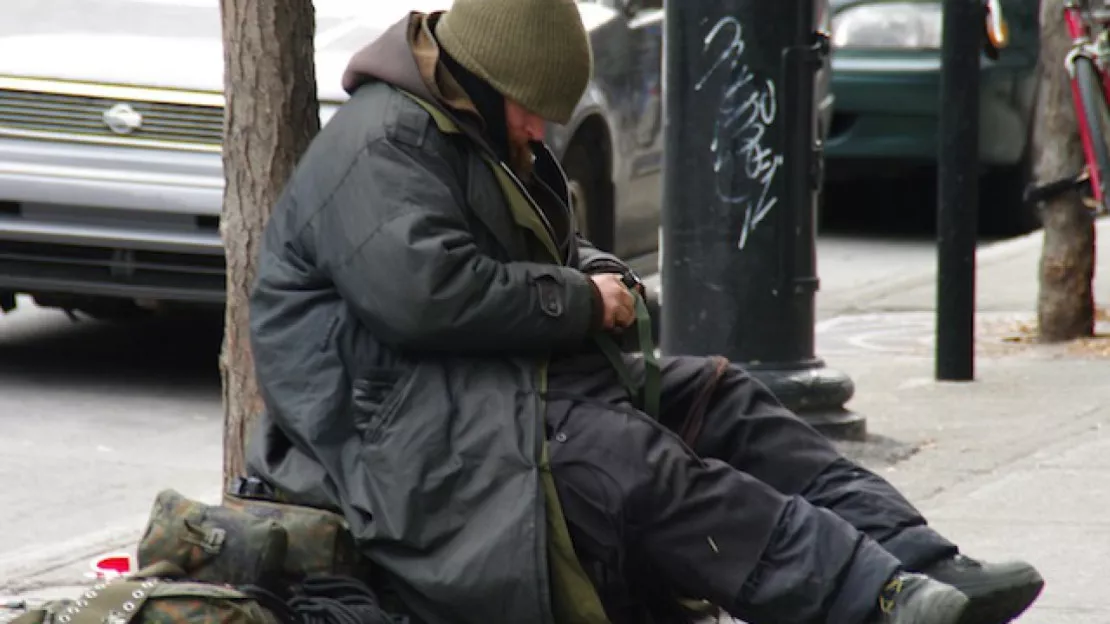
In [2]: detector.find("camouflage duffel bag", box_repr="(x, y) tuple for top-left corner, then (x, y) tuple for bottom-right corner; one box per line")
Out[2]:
(137, 489), (290, 588)
(9, 563), (281, 624)
(136, 483), (369, 587)
(221, 484), (368, 582)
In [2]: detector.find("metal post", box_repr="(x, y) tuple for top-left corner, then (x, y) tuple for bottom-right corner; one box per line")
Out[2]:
(660, 0), (863, 438)
(936, 0), (981, 381)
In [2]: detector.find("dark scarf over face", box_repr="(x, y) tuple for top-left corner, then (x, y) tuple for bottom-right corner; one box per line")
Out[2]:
(437, 49), (513, 165)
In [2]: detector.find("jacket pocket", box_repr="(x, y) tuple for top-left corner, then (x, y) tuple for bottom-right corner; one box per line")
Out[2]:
(351, 368), (409, 444)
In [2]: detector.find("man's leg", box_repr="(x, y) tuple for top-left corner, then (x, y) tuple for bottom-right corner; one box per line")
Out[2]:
(645, 355), (957, 570)
(542, 383), (967, 624)
(641, 354), (1042, 623)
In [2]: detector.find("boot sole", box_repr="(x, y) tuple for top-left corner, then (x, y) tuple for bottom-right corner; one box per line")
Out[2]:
(956, 569), (1044, 624)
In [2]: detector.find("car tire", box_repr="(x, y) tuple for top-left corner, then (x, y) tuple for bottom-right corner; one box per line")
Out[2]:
(977, 97), (1042, 237)
(980, 161), (1042, 237)
(562, 142), (614, 252)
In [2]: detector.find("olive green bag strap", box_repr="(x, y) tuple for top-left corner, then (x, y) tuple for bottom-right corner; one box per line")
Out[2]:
(592, 293), (660, 419)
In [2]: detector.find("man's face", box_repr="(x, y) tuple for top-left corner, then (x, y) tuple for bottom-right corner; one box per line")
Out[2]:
(504, 98), (546, 179)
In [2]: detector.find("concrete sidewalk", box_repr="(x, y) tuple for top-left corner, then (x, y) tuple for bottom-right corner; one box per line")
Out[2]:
(4, 221), (1110, 623)
(815, 218), (1110, 623)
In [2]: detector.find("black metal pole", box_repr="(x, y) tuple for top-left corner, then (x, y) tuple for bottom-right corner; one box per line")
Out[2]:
(661, 0), (863, 438)
(936, 0), (981, 381)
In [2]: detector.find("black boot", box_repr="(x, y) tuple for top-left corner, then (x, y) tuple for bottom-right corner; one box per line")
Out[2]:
(869, 572), (968, 624)
(917, 554), (1043, 624)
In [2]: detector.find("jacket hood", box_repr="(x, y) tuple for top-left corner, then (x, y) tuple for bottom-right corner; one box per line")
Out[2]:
(340, 12), (514, 169)
(340, 13), (436, 103)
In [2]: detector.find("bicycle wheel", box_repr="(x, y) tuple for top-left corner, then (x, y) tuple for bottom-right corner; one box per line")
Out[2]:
(1074, 55), (1110, 213)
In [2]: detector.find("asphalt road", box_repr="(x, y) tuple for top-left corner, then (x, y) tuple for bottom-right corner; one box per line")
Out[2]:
(0, 304), (224, 585)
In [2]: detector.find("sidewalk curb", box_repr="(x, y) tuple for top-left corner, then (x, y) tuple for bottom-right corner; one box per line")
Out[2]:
(918, 404), (1106, 510)
(821, 226), (1050, 318)
(0, 486), (221, 590)
(642, 224), (1061, 318)
(0, 524), (143, 591)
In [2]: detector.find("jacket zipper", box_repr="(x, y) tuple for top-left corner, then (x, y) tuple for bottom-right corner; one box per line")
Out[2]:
(492, 158), (571, 266)
(430, 102), (571, 266)
(413, 92), (568, 624)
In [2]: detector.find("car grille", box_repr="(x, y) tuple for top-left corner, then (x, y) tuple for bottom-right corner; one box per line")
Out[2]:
(0, 79), (224, 152)
(0, 239), (226, 302)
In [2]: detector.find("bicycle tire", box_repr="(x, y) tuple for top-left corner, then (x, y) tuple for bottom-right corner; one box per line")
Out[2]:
(1074, 55), (1110, 213)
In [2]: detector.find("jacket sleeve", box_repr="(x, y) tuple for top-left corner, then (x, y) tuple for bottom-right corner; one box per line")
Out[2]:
(314, 136), (600, 353)
(575, 234), (631, 276)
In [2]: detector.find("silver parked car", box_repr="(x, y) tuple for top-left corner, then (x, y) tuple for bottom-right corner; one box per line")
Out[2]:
(0, 0), (831, 319)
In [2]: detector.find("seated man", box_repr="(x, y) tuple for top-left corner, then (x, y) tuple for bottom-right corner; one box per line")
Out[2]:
(244, 0), (1044, 622)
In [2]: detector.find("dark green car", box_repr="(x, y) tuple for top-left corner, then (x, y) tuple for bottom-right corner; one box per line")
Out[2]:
(824, 0), (1042, 231)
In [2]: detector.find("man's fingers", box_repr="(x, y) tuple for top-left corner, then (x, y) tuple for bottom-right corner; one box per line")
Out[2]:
(618, 288), (637, 326)
(621, 287), (634, 307)
(593, 273), (639, 329)
(615, 300), (635, 328)
(605, 305), (624, 329)
(606, 309), (620, 330)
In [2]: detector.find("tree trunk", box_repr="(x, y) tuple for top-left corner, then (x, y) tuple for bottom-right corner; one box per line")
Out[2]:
(219, 0), (320, 488)
(1033, 0), (1096, 342)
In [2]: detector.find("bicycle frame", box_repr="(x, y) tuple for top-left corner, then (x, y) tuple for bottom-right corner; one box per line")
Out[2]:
(1064, 0), (1110, 209)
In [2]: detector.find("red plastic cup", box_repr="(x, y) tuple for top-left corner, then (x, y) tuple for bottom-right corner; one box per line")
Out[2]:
(90, 553), (134, 579)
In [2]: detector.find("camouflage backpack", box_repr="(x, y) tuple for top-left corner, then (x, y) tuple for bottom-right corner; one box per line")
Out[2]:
(135, 488), (289, 589)
(136, 486), (372, 588)
(7, 561), (281, 624)
(8, 486), (397, 624)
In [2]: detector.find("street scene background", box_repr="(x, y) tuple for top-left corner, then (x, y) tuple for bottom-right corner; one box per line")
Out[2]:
(1, 0), (1106, 622)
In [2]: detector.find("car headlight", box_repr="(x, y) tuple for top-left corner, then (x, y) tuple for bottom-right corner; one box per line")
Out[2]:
(831, 2), (943, 50)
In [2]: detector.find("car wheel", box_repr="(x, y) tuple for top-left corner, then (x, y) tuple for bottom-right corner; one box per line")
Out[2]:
(980, 159), (1041, 237)
(978, 113), (1043, 237)
(562, 142), (614, 252)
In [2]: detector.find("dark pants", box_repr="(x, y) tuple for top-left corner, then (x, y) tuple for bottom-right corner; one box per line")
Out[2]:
(545, 354), (957, 624)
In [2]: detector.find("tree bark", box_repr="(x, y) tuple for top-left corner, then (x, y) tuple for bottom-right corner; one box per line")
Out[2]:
(219, 0), (320, 488)
(1033, 0), (1096, 342)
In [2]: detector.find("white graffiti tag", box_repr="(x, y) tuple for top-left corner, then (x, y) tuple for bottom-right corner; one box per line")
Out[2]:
(695, 16), (784, 250)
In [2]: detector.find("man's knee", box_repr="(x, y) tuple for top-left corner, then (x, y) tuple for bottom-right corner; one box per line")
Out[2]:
(546, 402), (683, 564)
(549, 400), (686, 487)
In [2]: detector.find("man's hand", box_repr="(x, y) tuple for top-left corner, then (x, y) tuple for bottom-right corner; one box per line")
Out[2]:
(591, 273), (636, 330)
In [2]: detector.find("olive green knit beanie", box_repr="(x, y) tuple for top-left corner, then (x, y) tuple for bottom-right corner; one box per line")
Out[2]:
(434, 0), (593, 125)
